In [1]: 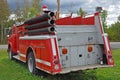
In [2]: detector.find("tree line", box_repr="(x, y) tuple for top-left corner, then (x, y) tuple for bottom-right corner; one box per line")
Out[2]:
(0, 0), (41, 44)
(106, 16), (120, 42)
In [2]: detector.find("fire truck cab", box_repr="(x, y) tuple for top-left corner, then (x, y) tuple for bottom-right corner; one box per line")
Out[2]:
(7, 12), (114, 75)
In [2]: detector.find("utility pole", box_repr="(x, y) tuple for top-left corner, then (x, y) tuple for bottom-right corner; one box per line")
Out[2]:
(57, 0), (60, 19)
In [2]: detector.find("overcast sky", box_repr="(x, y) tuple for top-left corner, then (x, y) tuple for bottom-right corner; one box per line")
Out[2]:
(7, 0), (120, 25)
(42, 0), (120, 25)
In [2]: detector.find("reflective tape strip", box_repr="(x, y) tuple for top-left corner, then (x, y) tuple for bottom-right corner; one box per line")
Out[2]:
(36, 59), (51, 67)
(51, 37), (57, 56)
(19, 35), (50, 40)
(43, 8), (48, 11)
(103, 34), (110, 52)
(19, 53), (26, 58)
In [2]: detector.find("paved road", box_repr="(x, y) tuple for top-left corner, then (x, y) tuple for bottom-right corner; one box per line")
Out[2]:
(0, 42), (120, 50)
(110, 42), (120, 49)
(0, 45), (8, 50)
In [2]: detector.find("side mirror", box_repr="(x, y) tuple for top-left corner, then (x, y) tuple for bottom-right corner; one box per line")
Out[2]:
(6, 27), (11, 38)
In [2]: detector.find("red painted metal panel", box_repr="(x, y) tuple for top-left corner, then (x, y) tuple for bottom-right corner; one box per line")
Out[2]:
(19, 38), (61, 74)
(56, 16), (72, 25)
(82, 16), (94, 25)
(56, 15), (94, 25)
(72, 17), (82, 25)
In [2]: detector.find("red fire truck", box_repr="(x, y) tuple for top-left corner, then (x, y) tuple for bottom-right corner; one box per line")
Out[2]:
(7, 11), (114, 75)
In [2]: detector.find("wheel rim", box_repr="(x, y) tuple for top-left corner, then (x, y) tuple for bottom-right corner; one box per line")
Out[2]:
(28, 57), (33, 73)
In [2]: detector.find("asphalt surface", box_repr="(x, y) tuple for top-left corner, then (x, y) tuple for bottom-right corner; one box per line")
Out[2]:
(0, 42), (120, 50)
(0, 45), (8, 50)
(110, 42), (120, 49)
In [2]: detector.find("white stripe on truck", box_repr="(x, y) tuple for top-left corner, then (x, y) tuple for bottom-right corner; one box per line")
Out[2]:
(19, 35), (50, 40)
(36, 59), (51, 66)
(51, 36), (57, 56)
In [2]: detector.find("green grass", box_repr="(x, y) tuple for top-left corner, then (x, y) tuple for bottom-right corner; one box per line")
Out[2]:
(0, 49), (120, 80)
(96, 49), (120, 80)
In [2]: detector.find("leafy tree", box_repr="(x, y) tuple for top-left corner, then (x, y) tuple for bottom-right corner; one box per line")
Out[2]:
(117, 15), (120, 22)
(0, 0), (10, 21)
(101, 10), (108, 31)
(106, 16), (120, 42)
(32, 0), (41, 13)
(77, 7), (87, 17)
(0, 0), (41, 44)
(27, 0), (41, 18)
(13, 0), (41, 21)
(0, 0), (10, 44)
(27, 7), (39, 18)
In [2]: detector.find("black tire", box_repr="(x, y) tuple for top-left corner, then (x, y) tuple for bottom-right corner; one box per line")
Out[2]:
(8, 49), (14, 60)
(27, 52), (38, 74)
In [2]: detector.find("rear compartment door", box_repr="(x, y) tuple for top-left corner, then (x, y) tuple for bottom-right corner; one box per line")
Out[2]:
(70, 47), (78, 67)
(59, 47), (70, 68)
(78, 46), (87, 66)
(86, 45), (98, 65)
(70, 46), (87, 67)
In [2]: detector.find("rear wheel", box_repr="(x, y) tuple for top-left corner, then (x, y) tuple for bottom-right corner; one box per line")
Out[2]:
(27, 52), (38, 74)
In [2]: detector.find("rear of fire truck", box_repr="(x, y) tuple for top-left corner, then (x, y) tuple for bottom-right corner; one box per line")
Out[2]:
(56, 12), (114, 73)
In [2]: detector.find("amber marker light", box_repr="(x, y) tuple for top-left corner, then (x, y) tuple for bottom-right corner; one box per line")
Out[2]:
(62, 48), (68, 54)
(88, 45), (93, 52)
